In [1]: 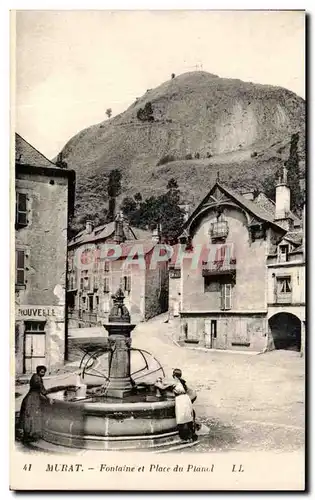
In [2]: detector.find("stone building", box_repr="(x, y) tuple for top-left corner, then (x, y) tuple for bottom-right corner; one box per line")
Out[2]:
(15, 133), (75, 374)
(67, 215), (169, 327)
(169, 169), (305, 354)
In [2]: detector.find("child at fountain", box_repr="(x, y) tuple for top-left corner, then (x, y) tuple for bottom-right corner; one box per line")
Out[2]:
(19, 365), (51, 443)
(172, 368), (198, 442)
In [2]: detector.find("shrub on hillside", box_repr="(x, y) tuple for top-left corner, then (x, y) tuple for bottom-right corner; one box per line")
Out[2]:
(137, 102), (154, 122)
(157, 155), (176, 166)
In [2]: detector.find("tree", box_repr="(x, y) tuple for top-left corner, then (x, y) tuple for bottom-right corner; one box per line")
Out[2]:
(107, 169), (122, 222)
(286, 132), (303, 212)
(106, 108), (112, 119)
(134, 192), (142, 203)
(171, 73), (176, 79)
(121, 197), (137, 218)
(166, 178), (180, 205)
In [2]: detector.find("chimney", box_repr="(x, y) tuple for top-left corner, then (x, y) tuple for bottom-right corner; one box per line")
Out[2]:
(242, 192), (255, 201)
(86, 220), (93, 234)
(152, 226), (160, 243)
(114, 211), (125, 244)
(275, 166), (291, 221)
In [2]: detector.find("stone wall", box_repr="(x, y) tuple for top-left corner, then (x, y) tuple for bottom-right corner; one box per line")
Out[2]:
(182, 206), (267, 313)
(15, 171), (69, 374)
(180, 313), (268, 352)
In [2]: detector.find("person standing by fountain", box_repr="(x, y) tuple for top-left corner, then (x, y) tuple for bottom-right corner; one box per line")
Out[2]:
(19, 365), (51, 443)
(172, 368), (198, 442)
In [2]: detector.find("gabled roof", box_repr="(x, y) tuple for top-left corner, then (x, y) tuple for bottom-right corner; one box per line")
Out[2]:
(281, 231), (303, 246)
(15, 133), (57, 169)
(182, 182), (286, 235)
(68, 221), (152, 248)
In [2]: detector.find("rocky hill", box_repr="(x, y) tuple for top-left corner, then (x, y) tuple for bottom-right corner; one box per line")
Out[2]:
(57, 71), (305, 231)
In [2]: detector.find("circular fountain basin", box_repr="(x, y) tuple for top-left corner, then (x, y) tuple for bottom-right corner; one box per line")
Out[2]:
(41, 389), (181, 451)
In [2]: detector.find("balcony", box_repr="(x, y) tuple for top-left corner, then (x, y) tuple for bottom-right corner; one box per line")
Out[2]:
(275, 293), (292, 304)
(169, 268), (181, 279)
(82, 311), (98, 324)
(202, 259), (236, 277)
(209, 221), (229, 241)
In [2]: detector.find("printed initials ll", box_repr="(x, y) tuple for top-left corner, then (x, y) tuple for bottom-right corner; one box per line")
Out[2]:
(232, 464), (244, 472)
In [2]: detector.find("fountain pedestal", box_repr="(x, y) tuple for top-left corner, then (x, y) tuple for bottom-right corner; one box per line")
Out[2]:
(36, 289), (199, 452)
(104, 289), (136, 398)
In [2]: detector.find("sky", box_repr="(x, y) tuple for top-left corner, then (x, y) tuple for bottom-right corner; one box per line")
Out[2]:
(13, 10), (305, 159)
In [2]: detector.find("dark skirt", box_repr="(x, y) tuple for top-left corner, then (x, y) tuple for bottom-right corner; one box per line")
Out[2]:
(178, 421), (198, 441)
(19, 390), (44, 442)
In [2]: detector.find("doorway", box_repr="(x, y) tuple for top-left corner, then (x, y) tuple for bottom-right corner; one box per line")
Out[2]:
(205, 319), (217, 348)
(23, 321), (46, 373)
(268, 313), (301, 351)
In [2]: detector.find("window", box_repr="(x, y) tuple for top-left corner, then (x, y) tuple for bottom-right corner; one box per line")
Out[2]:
(278, 244), (289, 263)
(209, 217), (229, 241)
(68, 272), (77, 290)
(121, 275), (131, 293)
(277, 276), (292, 294)
(104, 260), (110, 273)
(204, 279), (220, 293)
(220, 284), (232, 310)
(104, 277), (110, 293)
(25, 321), (45, 333)
(80, 270), (92, 291)
(16, 192), (28, 227)
(16, 250), (25, 285)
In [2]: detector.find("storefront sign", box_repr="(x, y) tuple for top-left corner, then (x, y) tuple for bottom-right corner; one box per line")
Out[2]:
(16, 306), (57, 319)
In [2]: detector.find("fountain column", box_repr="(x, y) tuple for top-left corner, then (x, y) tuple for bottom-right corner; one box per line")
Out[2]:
(104, 289), (136, 398)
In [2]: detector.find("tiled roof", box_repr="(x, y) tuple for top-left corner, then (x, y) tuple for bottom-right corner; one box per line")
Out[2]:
(68, 221), (152, 247)
(253, 192), (275, 219)
(119, 239), (157, 258)
(15, 133), (57, 169)
(283, 231), (303, 246)
(218, 183), (282, 228)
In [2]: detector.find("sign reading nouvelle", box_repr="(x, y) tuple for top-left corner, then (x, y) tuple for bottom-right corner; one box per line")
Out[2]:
(16, 306), (57, 319)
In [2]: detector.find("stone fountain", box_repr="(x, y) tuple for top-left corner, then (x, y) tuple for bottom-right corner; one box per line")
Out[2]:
(35, 289), (197, 452)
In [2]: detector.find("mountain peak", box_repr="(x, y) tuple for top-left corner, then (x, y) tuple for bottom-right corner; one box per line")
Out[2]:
(59, 72), (305, 233)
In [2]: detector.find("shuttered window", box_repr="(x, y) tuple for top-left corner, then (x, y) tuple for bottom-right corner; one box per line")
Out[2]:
(16, 192), (28, 227)
(120, 276), (131, 293)
(104, 277), (110, 293)
(16, 250), (25, 285)
(220, 284), (232, 310)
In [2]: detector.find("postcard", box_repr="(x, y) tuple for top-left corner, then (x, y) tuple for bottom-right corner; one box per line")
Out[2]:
(10, 9), (305, 491)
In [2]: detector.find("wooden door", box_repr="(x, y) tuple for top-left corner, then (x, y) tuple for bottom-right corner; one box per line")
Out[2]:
(24, 322), (46, 373)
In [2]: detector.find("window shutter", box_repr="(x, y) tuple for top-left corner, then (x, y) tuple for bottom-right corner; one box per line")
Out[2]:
(225, 284), (232, 310)
(16, 250), (25, 285)
(220, 284), (225, 310)
(104, 277), (110, 293)
(127, 275), (131, 292)
(16, 193), (28, 226)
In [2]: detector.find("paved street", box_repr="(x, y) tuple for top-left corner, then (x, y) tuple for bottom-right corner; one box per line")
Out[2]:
(15, 313), (305, 453)
(132, 314), (305, 453)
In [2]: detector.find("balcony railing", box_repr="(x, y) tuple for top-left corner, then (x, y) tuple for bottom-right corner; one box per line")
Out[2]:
(68, 309), (98, 324)
(169, 268), (181, 279)
(209, 221), (229, 241)
(202, 259), (236, 277)
(275, 293), (292, 304)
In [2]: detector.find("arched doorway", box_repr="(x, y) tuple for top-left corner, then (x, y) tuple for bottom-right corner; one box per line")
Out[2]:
(269, 313), (301, 351)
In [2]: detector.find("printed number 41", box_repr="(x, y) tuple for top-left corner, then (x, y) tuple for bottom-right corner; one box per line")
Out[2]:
(23, 464), (32, 471)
